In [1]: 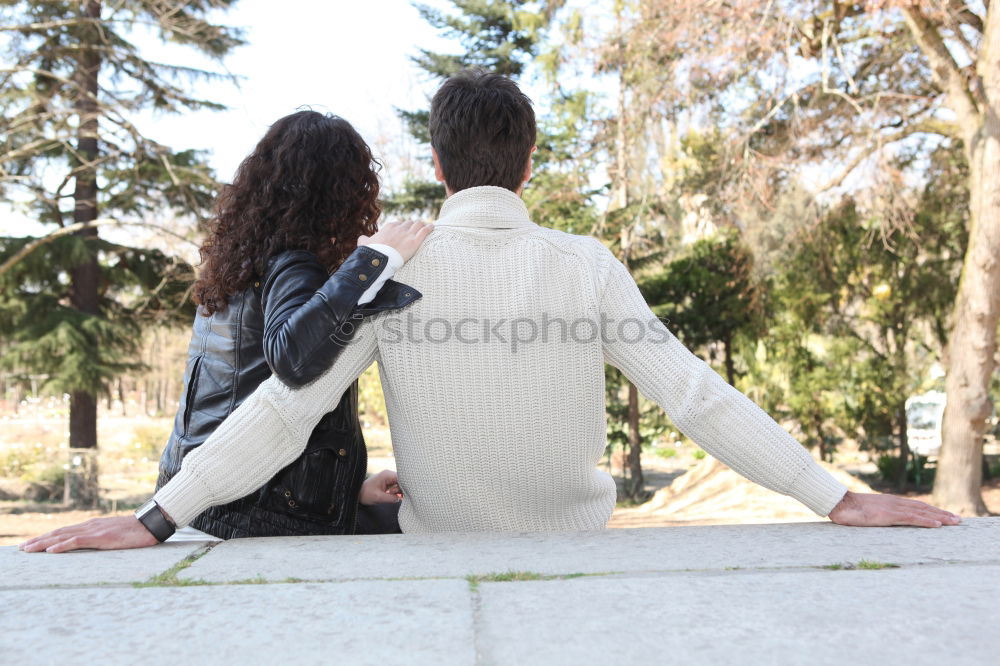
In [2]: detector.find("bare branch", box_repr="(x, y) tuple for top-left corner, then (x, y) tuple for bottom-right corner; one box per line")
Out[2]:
(818, 119), (960, 191)
(947, 0), (985, 34)
(902, 7), (982, 138)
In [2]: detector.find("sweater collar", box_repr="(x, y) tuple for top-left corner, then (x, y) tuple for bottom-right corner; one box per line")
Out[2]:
(435, 186), (535, 230)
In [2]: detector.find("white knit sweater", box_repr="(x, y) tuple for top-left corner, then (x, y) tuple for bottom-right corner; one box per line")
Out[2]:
(155, 186), (848, 532)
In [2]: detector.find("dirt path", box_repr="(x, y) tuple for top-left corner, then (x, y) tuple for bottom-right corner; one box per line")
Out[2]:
(4, 472), (997, 546)
(0, 508), (131, 546)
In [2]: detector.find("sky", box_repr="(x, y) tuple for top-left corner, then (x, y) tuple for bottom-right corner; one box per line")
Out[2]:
(1, 0), (462, 236)
(133, 0), (456, 183)
(0, 0), (901, 241)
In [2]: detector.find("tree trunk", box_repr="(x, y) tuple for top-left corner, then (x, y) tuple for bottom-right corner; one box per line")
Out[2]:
(66, 0), (102, 506)
(932, 7), (1000, 517)
(625, 382), (645, 500)
(814, 411), (827, 463)
(68, 0), (101, 451)
(895, 403), (910, 493)
(723, 334), (735, 386)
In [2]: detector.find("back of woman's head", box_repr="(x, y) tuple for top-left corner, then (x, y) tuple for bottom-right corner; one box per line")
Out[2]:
(194, 110), (381, 315)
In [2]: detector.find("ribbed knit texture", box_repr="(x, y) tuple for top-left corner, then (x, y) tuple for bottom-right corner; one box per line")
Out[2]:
(155, 186), (848, 531)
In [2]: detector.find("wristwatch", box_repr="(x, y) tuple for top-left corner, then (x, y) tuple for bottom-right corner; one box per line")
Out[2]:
(134, 499), (176, 542)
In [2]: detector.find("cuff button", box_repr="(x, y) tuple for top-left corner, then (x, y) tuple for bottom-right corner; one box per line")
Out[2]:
(371, 258), (381, 267)
(358, 274), (368, 281)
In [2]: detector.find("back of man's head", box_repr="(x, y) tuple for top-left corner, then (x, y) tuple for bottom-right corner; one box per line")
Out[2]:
(429, 68), (536, 193)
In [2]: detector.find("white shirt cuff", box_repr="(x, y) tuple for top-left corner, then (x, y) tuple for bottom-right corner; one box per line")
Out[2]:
(357, 243), (404, 305)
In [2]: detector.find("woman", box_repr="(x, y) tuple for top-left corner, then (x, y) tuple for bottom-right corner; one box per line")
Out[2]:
(23, 111), (431, 552)
(153, 110), (431, 541)
(22, 111), (429, 551)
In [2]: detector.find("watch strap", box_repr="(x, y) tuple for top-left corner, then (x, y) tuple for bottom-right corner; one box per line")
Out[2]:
(135, 500), (176, 543)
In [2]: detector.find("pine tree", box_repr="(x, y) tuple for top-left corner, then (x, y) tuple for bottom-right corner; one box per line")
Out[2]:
(0, 0), (243, 505)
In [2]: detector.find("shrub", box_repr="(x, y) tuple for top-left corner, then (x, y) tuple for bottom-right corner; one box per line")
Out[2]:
(876, 453), (935, 486)
(0, 442), (53, 478)
(131, 422), (172, 459)
(986, 457), (1000, 480)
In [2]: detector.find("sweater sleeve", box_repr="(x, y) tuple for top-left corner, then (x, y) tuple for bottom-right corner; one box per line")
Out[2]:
(154, 319), (380, 528)
(598, 251), (848, 516)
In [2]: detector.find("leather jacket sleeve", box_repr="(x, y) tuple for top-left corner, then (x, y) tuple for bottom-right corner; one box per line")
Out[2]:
(261, 246), (391, 389)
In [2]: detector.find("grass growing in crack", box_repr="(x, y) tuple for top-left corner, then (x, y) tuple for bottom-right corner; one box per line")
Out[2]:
(857, 559), (900, 570)
(821, 560), (900, 571)
(466, 571), (590, 591)
(132, 541), (320, 589)
(476, 571), (546, 583)
(134, 553), (211, 588)
(224, 576), (308, 585)
(227, 575), (269, 585)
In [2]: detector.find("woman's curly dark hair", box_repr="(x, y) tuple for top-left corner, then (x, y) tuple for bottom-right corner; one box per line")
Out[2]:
(194, 110), (381, 315)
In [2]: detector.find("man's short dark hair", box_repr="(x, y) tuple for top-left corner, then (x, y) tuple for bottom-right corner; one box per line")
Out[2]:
(429, 69), (537, 193)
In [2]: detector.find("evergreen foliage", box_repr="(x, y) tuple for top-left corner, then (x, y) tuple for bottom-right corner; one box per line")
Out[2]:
(0, 1), (241, 491)
(639, 231), (766, 386)
(0, 234), (194, 395)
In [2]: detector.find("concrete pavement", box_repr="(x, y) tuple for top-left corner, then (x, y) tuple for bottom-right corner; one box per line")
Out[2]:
(3, 518), (998, 665)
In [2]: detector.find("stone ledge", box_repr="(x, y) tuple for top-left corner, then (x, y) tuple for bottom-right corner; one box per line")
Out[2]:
(0, 541), (209, 588)
(180, 517), (999, 583)
(2, 517), (997, 665)
(0, 580), (476, 666)
(477, 564), (1000, 666)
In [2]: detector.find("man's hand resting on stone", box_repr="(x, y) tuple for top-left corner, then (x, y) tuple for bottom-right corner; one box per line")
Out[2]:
(19, 516), (159, 553)
(828, 491), (962, 527)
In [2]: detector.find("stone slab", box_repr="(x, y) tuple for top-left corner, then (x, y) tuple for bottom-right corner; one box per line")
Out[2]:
(0, 542), (211, 587)
(0, 579), (475, 666)
(181, 517), (1000, 582)
(477, 564), (1000, 666)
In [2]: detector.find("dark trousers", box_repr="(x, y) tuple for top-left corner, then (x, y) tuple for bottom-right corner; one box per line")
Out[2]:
(354, 501), (403, 535)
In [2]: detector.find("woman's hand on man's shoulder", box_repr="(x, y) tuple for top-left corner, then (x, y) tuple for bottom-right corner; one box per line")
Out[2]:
(357, 220), (433, 262)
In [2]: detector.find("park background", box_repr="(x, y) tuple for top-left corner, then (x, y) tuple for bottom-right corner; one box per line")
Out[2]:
(0, 0), (998, 544)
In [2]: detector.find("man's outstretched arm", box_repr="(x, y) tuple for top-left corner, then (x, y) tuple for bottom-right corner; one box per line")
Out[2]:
(21, 320), (380, 553)
(597, 249), (960, 528)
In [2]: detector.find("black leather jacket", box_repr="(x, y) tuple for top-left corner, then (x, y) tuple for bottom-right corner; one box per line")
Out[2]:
(155, 246), (420, 538)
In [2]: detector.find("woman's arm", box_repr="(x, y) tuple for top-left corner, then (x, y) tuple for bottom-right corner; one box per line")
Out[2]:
(263, 220), (433, 388)
(261, 246), (396, 388)
(20, 322), (382, 553)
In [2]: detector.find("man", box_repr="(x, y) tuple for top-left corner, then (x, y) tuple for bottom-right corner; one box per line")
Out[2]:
(22, 69), (958, 552)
